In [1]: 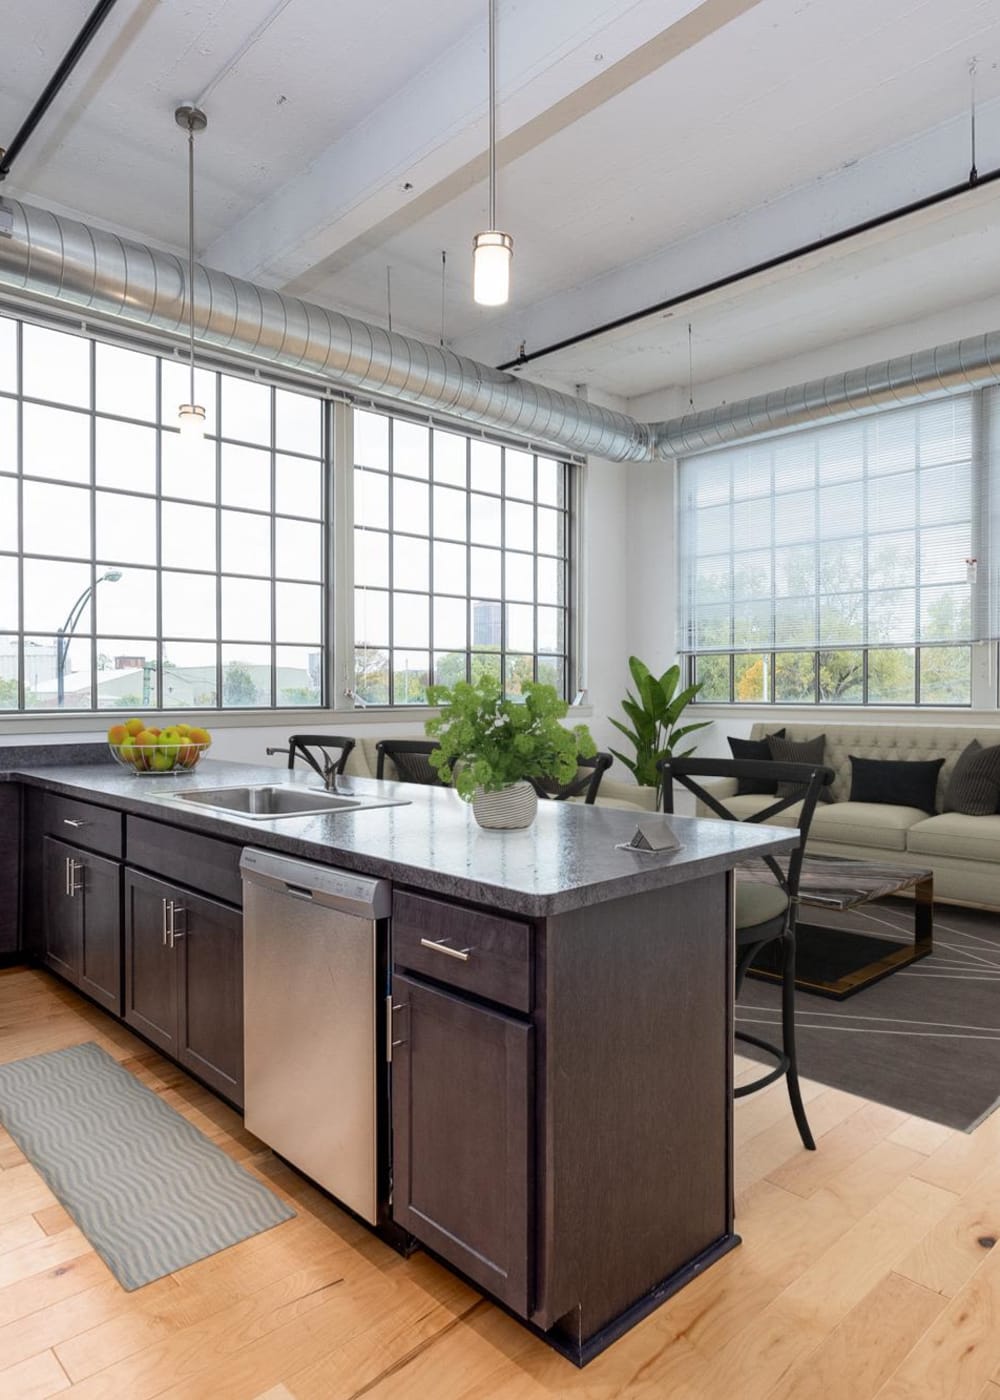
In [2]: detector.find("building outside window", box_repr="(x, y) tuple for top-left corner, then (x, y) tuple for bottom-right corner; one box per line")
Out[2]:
(0, 312), (577, 715)
(352, 408), (572, 705)
(677, 395), (982, 706)
(0, 313), (327, 712)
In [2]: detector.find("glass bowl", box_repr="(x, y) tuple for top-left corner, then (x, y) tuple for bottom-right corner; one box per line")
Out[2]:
(108, 741), (210, 775)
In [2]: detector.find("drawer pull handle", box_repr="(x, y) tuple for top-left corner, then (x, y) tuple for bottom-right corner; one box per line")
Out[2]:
(419, 937), (471, 962)
(62, 818), (87, 828)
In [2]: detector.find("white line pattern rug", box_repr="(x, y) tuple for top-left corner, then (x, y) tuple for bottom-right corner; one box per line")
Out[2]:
(738, 899), (1000, 1132)
(0, 1041), (294, 1289)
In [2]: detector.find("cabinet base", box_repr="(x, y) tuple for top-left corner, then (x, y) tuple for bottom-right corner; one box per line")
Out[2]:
(540, 1232), (742, 1366)
(409, 1229), (741, 1368)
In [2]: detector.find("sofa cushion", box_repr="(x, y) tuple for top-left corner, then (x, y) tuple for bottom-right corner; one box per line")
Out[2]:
(809, 801), (929, 852)
(767, 733), (833, 801)
(943, 740), (1000, 816)
(907, 813), (1000, 863)
(749, 722), (1000, 807)
(728, 729), (785, 794)
(848, 755), (944, 814)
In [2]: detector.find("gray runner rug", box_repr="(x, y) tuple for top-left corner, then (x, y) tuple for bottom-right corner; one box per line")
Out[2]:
(0, 1041), (294, 1289)
(738, 899), (1000, 1133)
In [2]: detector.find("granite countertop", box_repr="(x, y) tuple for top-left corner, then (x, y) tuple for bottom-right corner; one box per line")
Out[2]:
(2, 753), (797, 916)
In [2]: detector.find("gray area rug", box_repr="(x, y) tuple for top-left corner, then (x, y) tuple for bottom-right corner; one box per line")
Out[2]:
(738, 899), (1000, 1132)
(0, 1041), (294, 1289)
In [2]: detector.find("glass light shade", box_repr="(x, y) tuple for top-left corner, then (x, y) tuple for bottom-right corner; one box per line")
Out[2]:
(177, 402), (206, 440)
(472, 231), (513, 306)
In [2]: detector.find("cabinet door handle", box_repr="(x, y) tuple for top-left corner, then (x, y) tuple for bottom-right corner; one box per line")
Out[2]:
(168, 902), (187, 949)
(162, 897), (170, 946)
(387, 998), (410, 1060)
(66, 859), (83, 897)
(419, 936), (470, 962)
(65, 856), (72, 897)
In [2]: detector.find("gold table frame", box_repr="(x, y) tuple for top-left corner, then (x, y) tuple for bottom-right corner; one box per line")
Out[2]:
(746, 858), (934, 1001)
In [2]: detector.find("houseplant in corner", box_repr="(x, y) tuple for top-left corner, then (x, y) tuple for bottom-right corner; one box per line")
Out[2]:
(425, 674), (596, 830)
(609, 656), (710, 810)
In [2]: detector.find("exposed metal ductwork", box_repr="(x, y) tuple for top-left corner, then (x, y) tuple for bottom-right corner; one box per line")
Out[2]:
(0, 198), (651, 463)
(2, 197), (1000, 463)
(651, 332), (1000, 457)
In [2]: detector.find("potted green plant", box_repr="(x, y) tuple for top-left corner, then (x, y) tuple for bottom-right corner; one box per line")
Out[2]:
(609, 657), (710, 809)
(426, 675), (596, 830)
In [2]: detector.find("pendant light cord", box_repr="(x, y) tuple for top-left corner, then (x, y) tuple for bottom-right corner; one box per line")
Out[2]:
(187, 119), (196, 405)
(488, 0), (496, 230)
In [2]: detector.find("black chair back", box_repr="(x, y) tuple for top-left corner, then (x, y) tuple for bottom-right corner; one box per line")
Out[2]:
(529, 752), (613, 804)
(375, 739), (446, 786)
(266, 734), (355, 781)
(658, 756), (834, 905)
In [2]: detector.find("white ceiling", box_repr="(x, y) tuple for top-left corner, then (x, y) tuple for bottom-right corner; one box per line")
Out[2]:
(5, 0), (1000, 403)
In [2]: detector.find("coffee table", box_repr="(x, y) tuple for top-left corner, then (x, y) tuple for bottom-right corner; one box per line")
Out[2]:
(743, 854), (933, 1000)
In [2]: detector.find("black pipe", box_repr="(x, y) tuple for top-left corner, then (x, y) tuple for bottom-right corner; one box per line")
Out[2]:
(0, 0), (120, 182)
(498, 166), (1000, 371)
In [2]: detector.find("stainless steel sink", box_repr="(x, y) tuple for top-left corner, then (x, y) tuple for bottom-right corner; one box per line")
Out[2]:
(162, 784), (407, 820)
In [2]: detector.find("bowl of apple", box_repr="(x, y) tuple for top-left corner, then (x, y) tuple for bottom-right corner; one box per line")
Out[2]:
(107, 718), (212, 774)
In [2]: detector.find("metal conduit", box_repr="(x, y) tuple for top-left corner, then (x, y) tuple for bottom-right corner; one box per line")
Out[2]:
(0, 198), (651, 462)
(651, 332), (1000, 457)
(2, 197), (1000, 461)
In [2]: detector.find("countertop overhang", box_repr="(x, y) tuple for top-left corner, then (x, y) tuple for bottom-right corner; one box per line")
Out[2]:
(2, 755), (798, 917)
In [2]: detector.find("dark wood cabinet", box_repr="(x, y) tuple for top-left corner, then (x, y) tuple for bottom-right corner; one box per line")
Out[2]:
(391, 970), (532, 1315)
(41, 835), (121, 1014)
(175, 885), (244, 1104)
(0, 786), (19, 958)
(124, 869), (243, 1107)
(124, 869), (180, 1056)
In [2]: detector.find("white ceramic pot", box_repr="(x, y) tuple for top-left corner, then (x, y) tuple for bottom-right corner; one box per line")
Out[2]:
(471, 781), (538, 830)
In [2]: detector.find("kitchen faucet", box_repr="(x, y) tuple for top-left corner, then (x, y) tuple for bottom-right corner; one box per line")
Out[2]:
(266, 744), (345, 792)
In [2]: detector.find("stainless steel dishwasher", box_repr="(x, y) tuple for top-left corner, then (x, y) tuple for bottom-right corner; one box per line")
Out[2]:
(240, 848), (391, 1225)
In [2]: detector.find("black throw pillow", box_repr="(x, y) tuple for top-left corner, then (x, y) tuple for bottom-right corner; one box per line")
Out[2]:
(943, 740), (1000, 816)
(766, 733), (833, 801)
(848, 755), (944, 813)
(727, 729), (786, 794)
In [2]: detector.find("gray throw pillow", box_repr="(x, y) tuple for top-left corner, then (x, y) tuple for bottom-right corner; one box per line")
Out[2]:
(766, 733), (833, 802)
(943, 740), (1000, 816)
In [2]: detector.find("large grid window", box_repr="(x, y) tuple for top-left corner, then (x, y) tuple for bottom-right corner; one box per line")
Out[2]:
(352, 409), (571, 704)
(0, 314), (327, 711)
(679, 397), (977, 706)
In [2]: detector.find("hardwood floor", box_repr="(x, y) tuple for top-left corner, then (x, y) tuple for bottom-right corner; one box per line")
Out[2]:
(1, 966), (998, 1399)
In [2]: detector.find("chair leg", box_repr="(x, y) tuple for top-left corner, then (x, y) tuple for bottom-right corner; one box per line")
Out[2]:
(781, 928), (815, 1151)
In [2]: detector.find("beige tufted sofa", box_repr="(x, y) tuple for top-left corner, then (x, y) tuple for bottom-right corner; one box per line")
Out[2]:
(697, 722), (1000, 908)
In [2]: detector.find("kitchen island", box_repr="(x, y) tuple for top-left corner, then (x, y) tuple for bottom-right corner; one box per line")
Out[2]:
(0, 750), (797, 1364)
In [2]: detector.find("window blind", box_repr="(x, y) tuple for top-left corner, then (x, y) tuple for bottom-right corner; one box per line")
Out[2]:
(678, 395), (978, 656)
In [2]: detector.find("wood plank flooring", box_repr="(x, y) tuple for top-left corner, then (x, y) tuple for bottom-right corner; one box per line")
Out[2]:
(1, 966), (998, 1399)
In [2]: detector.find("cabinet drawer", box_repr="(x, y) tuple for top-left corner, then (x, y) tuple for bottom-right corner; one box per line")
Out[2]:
(40, 792), (123, 859)
(393, 891), (531, 1013)
(126, 816), (242, 906)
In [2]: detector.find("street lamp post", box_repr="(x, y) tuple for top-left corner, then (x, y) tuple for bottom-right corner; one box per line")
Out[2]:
(56, 570), (123, 707)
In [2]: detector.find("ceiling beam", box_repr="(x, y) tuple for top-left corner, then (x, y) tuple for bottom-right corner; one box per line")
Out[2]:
(204, 0), (763, 289)
(449, 93), (1000, 373)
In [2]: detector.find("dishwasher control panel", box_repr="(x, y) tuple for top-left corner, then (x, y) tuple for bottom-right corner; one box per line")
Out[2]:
(240, 847), (391, 918)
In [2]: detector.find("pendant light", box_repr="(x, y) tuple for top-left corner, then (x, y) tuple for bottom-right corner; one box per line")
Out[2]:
(472, 0), (513, 306)
(174, 103), (208, 445)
